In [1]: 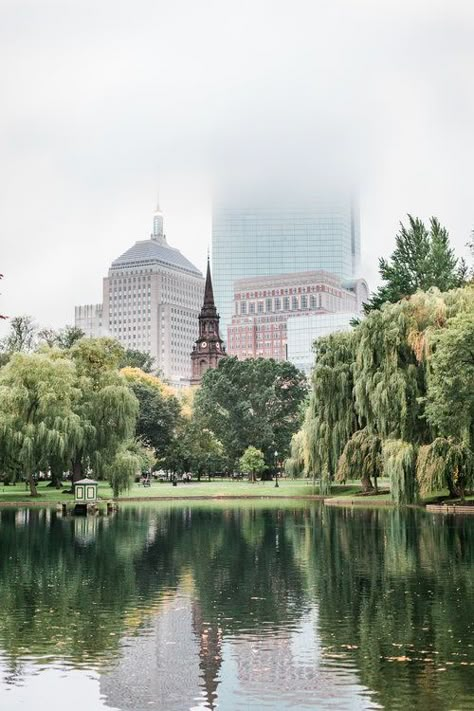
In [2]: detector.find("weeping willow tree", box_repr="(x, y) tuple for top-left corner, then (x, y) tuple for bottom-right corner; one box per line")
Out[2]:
(351, 289), (473, 503)
(0, 353), (82, 496)
(336, 429), (382, 492)
(304, 332), (358, 494)
(417, 438), (473, 500)
(305, 285), (474, 504)
(382, 440), (418, 504)
(352, 291), (449, 443)
(104, 441), (154, 498)
(67, 338), (139, 483)
(284, 430), (306, 478)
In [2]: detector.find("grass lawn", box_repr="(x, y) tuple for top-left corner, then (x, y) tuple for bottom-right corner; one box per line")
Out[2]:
(0, 478), (327, 504)
(1, 478), (470, 507)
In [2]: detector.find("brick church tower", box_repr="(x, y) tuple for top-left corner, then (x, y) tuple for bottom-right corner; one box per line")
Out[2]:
(191, 258), (227, 385)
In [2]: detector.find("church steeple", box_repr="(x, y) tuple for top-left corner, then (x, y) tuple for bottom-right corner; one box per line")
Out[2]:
(202, 257), (218, 313)
(190, 257), (227, 385)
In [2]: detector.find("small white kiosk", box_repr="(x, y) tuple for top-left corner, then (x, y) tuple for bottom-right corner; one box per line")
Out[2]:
(74, 478), (98, 512)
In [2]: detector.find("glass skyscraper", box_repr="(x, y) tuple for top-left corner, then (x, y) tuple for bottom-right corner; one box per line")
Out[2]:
(212, 196), (360, 338)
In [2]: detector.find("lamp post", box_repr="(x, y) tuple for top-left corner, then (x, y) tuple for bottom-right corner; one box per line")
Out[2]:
(274, 450), (279, 488)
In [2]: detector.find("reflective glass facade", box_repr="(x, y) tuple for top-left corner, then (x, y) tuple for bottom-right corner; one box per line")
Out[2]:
(286, 312), (357, 374)
(212, 197), (360, 338)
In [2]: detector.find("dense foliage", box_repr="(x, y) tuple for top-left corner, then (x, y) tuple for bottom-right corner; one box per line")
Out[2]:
(194, 357), (308, 473)
(301, 286), (474, 502)
(0, 338), (155, 496)
(365, 215), (465, 312)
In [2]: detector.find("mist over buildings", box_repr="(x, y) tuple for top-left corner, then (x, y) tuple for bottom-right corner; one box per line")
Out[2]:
(1, 0), (473, 331)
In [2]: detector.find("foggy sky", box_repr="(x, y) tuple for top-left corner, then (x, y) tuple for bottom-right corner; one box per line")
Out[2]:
(1, 0), (473, 333)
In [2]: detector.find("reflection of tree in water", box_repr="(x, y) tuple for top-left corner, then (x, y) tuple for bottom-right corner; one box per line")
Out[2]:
(0, 507), (180, 679)
(0, 505), (307, 689)
(1, 504), (473, 710)
(289, 506), (474, 711)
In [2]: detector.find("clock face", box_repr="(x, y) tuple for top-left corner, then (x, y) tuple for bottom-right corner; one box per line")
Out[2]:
(216, 342), (220, 350)
(201, 341), (207, 349)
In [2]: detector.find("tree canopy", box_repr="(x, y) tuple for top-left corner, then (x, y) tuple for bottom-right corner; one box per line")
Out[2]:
(194, 357), (308, 470)
(300, 285), (474, 502)
(0, 353), (81, 495)
(239, 446), (266, 482)
(365, 216), (465, 313)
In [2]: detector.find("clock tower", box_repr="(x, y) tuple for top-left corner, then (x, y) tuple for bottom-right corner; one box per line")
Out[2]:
(191, 257), (227, 385)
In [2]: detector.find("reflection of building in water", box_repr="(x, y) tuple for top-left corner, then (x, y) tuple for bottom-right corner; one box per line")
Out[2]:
(227, 612), (375, 709)
(192, 600), (223, 710)
(73, 515), (99, 546)
(100, 594), (374, 710)
(100, 591), (223, 711)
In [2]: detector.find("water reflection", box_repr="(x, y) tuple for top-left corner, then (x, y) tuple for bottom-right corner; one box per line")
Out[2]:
(0, 504), (473, 710)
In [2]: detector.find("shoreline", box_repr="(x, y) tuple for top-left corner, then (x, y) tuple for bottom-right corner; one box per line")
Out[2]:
(0, 493), (473, 513)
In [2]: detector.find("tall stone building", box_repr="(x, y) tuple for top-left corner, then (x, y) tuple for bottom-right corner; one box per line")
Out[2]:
(76, 203), (204, 386)
(190, 259), (227, 385)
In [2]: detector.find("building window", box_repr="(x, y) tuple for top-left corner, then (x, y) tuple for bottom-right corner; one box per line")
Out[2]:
(283, 297), (290, 311)
(265, 298), (272, 312)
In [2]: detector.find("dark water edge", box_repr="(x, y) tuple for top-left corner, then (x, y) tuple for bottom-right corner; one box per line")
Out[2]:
(0, 503), (473, 710)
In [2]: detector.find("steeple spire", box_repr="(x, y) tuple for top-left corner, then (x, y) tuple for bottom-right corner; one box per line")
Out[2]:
(152, 193), (165, 243)
(203, 256), (216, 308)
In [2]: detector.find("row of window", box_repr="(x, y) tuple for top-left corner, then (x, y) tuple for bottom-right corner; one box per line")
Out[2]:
(237, 285), (344, 299)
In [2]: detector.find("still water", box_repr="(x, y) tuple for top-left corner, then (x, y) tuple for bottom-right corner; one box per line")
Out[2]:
(0, 502), (473, 711)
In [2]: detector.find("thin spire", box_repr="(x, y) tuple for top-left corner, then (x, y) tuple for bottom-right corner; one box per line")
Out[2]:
(152, 193), (164, 242)
(204, 255), (215, 307)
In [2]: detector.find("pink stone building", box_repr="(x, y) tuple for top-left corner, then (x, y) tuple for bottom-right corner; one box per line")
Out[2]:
(227, 271), (368, 361)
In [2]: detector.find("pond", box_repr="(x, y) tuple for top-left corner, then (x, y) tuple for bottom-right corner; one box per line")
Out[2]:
(0, 503), (473, 710)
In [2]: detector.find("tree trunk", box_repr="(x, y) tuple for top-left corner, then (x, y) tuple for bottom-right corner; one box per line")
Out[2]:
(72, 459), (83, 484)
(27, 472), (38, 497)
(361, 474), (375, 494)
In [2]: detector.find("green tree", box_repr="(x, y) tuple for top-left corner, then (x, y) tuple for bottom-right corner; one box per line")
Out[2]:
(284, 430), (306, 478)
(417, 438), (473, 500)
(122, 368), (181, 461)
(68, 338), (139, 488)
(0, 353), (81, 496)
(239, 446), (266, 482)
(118, 348), (155, 373)
(195, 357), (307, 470)
(425, 310), (474, 447)
(365, 216), (464, 313)
(336, 428), (383, 492)
(0, 315), (37, 353)
(185, 423), (225, 480)
(56, 325), (85, 349)
(305, 285), (474, 503)
(38, 325), (85, 350)
(304, 332), (357, 493)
